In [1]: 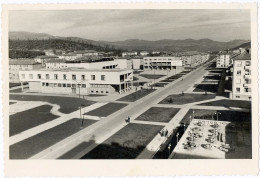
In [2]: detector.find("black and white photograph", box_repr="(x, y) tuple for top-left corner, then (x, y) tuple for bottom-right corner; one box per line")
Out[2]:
(2, 2), (259, 176)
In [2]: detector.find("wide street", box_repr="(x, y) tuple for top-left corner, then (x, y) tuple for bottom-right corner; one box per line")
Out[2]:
(29, 59), (215, 159)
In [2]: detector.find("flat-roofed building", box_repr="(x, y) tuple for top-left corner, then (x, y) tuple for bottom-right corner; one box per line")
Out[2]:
(122, 51), (137, 57)
(143, 56), (183, 73)
(114, 58), (133, 69)
(58, 54), (78, 61)
(216, 53), (231, 68)
(132, 58), (144, 70)
(140, 51), (149, 56)
(9, 59), (42, 83)
(230, 49), (251, 100)
(19, 68), (133, 95)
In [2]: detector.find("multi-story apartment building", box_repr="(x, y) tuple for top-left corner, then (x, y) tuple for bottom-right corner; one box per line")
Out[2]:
(132, 58), (144, 70)
(216, 53), (231, 68)
(9, 59), (42, 83)
(143, 56), (183, 73)
(230, 49), (251, 100)
(180, 51), (209, 68)
(122, 51), (137, 57)
(19, 68), (133, 95)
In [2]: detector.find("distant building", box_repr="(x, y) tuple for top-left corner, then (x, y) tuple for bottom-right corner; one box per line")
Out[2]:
(34, 55), (59, 67)
(216, 53), (231, 68)
(180, 51), (210, 68)
(114, 58), (133, 69)
(122, 51), (137, 57)
(143, 56), (183, 73)
(140, 51), (149, 56)
(152, 51), (160, 55)
(58, 54), (78, 61)
(230, 49), (251, 100)
(9, 59), (42, 83)
(43, 50), (55, 56)
(19, 68), (133, 95)
(132, 58), (144, 70)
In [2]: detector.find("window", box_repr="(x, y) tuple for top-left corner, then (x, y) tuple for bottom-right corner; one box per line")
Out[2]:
(236, 96), (240, 98)
(58, 83), (62, 87)
(21, 74), (25, 79)
(72, 74), (76, 80)
(54, 74), (58, 80)
(63, 74), (67, 80)
(236, 79), (241, 84)
(63, 83), (66, 87)
(237, 70), (241, 75)
(72, 84), (76, 88)
(237, 61), (242, 67)
(236, 88), (240, 92)
(96, 91), (99, 93)
(46, 83), (49, 87)
(81, 75), (85, 80)
(91, 75), (95, 80)
(82, 84), (86, 88)
(54, 83), (58, 87)
(106, 91), (109, 93)
(37, 74), (41, 79)
(101, 75), (105, 81)
(42, 82), (45, 86)
(246, 61), (251, 66)
(67, 84), (71, 87)
(245, 88), (250, 93)
(46, 74), (49, 79)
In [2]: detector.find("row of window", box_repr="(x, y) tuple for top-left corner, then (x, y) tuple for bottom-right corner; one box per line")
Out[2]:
(22, 73), (106, 81)
(144, 59), (174, 61)
(42, 82), (87, 88)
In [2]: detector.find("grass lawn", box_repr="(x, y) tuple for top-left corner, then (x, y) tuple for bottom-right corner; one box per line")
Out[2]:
(199, 99), (251, 109)
(9, 118), (97, 159)
(81, 123), (164, 159)
(193, 84), (219, 93)
(10, 88), (23, 93)
(150, 82), (168, 88)
(136, 107), (180, 123)
(9, 94), (96, 114)
(139, 74), (165, 79)
(9, 102), (16, 105)
(204, 75), (221, 81)
(181, 109), (251, 124)
(84, 102), (128, 117)
(159, 93), (216, 105)
(161, 79), (174, 82)
(133, 82), (147, 87)
(117, 89), (156, 102)
(133, 70), (143, 74)
(10, 105), (59, 136)
(58, 141), (95, 159)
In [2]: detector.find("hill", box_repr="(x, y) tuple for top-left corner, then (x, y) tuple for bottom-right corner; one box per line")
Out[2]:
(231, 42), (251, 50)
(9, 31), (250, 53)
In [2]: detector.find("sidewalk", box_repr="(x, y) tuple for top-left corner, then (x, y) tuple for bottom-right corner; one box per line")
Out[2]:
(137, 108), (190, 159)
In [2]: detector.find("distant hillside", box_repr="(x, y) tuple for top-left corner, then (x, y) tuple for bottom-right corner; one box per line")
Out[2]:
(103, 39), (250, 52)
(231, 42), (251, 50)
(9, 31), (250, 53)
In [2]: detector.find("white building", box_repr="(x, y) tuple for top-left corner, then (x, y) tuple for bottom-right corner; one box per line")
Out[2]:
(132, 58), (144, 70)
(19, 68), (133, 95)
(230, 49), (251, 100)
(143, 56), (183, 73)
(114, 58), (133, 69)
(122, 51), (137, 57)
(216, 53), (231, 68)
(140, 51), (149, 56)
(58, 54), (78, 61)
(9, 59), (42, 83)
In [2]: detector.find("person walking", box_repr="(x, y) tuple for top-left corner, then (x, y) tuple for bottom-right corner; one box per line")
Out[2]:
(165, 129), (169, 137)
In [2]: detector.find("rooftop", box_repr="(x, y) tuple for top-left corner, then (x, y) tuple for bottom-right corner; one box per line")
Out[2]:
(233, 50), (251, 61)
(22, 67), (132, 73)
(9, 59), (40, 65)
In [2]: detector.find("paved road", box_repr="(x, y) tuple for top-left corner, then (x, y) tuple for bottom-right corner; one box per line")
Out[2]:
(32, 60), (215, 159)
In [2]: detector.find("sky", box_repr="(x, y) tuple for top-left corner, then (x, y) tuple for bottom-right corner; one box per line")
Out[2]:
(9, 9), (250, 42)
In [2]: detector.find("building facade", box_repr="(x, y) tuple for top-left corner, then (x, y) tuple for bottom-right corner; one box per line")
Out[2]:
(122, 51), (137, 57)
(19, 68), (133, 95)
(216, 53), (231, 68)
(143, 56), (183, 73)
(230, 49), (251, 100)
(9, 59), (42, 83)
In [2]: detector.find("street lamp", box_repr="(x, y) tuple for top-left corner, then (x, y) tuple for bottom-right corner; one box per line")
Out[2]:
(192, 110), (195, 119)
(183, 123), (186, 133)
(168, 143), (172, 157)
(189, 115), (192, 124)
(79, 104), (85, 127)
(176, 132), (179, 144)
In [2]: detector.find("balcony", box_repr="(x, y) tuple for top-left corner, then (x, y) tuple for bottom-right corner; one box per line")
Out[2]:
(243, 83), (251, 88)
(244, 65), (250, 70)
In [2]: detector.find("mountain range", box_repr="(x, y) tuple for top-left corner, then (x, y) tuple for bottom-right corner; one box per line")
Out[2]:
(9, 31), (250, 52)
